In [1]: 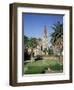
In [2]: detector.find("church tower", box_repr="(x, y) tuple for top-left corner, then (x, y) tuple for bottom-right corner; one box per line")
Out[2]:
(42, 25), (48, 55)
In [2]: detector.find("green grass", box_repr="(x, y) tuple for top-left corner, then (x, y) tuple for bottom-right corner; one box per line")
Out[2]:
(24, 59), (63, 74)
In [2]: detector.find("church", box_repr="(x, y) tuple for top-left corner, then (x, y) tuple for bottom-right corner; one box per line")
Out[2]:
(28, 25), (49, 56)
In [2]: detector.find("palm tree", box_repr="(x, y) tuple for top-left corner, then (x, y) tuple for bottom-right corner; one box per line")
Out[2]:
(51, 21), (63, 57)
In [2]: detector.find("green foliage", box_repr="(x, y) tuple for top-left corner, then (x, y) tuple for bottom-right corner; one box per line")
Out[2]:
(24, 35), (29, 47)
(29, 38), (38, 48)
(50, 21), (63, 56)
(49, 63), (63, 71)
(24, 36), (38, 49)
(51, 21), (63, 46)
(24, 59), (63, 74)
(24, 35), (29, 43)
(24, 36), (38, 56)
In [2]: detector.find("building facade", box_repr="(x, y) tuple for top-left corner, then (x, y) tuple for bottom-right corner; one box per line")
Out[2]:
(32, 25), (49, 56)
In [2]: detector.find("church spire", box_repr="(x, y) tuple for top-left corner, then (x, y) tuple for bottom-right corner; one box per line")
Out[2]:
(44, 25), (48, 37)
(42, 25), (48, 55)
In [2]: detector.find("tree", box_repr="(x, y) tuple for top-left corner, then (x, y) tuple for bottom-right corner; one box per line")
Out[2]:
(51, 21), (63, 56)
(28, 38), (38, 57)
(24, 35), (29, 48)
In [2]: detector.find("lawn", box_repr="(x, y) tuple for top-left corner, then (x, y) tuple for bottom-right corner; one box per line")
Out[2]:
(24, 59), (63, 74)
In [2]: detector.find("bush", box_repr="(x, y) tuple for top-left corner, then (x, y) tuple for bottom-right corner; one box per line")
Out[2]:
(49, 63), (63, 71)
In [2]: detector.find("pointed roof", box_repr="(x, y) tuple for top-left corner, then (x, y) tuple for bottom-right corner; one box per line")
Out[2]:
(44, 25), (47, 37)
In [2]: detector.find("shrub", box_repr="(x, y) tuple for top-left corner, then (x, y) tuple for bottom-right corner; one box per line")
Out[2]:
(49, 63), (63, 71)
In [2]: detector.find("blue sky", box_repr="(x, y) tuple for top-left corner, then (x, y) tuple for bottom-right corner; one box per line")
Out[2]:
(23, 13), (63, 46)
